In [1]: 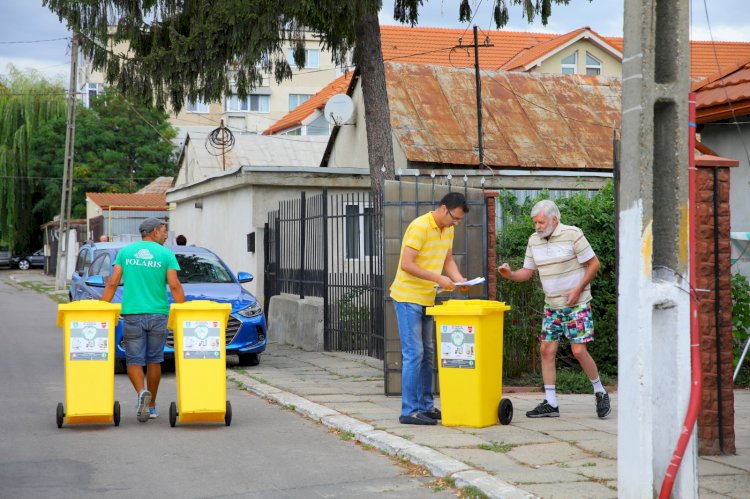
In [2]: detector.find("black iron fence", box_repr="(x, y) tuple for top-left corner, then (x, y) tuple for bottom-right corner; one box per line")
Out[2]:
(264, 189), (384, 359)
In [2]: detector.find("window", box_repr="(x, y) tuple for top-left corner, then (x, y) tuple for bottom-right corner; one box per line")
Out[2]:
(226, 94), (270, 113)
(186, 98), (209, 113)
(288, 93), (312, 111)
(345, 204), (374, 259)
(88, 83), (103, 101)
(287, 48), (320, 69)
(585, 52), (602, 75)
(561, 52), (577, 75)
(306, 114), (330, 136)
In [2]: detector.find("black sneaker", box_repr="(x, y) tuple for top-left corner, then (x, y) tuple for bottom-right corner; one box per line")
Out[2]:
(399, 413), (437, 425)
(422, 408), (442, 421)
(595, 392), (611, 419)
(525, 400), (560, 418)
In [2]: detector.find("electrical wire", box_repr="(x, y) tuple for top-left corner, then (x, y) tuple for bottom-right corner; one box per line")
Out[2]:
(701, 0), (750, 167)
(0, 37), (69, 44)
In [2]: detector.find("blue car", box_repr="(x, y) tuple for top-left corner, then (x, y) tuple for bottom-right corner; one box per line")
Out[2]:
(69, 242), (267, 371)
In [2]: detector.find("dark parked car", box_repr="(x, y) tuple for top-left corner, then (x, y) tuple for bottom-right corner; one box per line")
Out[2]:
(69, 243), (267, 371)
(0, 244), (10, 267)
(10, 249), (45, 270)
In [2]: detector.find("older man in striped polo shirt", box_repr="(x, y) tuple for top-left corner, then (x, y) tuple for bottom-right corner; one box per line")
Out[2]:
(390, 192), (468, 425)
(498, 199), (611, 419)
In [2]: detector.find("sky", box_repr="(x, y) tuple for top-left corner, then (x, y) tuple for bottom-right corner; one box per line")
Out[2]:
(1, 0), (749, 84)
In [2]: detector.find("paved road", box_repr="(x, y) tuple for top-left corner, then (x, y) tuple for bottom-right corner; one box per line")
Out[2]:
(0, 274), (452, 498)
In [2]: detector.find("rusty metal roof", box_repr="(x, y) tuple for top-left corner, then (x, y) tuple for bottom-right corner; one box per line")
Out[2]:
(136, 176), (174, 194)
(384, 62), (621, 170)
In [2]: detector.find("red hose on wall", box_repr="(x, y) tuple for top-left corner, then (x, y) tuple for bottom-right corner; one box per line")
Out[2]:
(658, 92), (702, 498)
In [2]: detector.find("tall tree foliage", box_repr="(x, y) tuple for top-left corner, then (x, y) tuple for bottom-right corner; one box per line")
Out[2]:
(0, 67), (67, 252)
(28, 89), (177, 224)
(45, 0), (578, 198)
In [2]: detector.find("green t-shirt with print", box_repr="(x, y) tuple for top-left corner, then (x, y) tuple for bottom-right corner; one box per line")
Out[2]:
(114, 241), (180, 315)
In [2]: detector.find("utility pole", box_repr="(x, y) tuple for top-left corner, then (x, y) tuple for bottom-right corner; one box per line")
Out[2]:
(455, 26), (493, 168)
(56, 33), (79, 291)
(619, 0), (694, 497)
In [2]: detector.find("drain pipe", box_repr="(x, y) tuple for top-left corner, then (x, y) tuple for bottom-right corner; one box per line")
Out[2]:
(659, 92), (703, 498)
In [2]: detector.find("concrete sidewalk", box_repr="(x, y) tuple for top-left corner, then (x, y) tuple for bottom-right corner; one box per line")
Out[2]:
(228, 342), (750, 499)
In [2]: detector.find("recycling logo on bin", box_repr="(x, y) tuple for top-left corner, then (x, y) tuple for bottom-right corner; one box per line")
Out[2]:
(183, 320), (221, 359)
(440, 325), (475, 368)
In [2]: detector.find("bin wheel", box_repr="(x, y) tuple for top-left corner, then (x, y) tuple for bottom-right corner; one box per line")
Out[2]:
(169, 402), (177, 427)
(113, 401), (121, 427)
(56, 402), (64, 428)
(225, 400), (232, 426)
(498, 398), (513, 425)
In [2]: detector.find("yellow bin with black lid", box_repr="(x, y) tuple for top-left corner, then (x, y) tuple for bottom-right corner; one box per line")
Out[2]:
(56, 300), (122, 427)
(426, 299), (512, 427)
(168, 300), (232, 426)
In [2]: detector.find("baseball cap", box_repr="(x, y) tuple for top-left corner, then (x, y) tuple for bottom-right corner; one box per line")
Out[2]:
(139, 217), (165, 234)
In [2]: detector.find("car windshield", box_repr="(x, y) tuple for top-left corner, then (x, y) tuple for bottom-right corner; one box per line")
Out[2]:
(176, 253), (234, 284)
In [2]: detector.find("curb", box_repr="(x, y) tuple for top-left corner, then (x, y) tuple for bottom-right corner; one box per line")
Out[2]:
(229, 370), (536, 499)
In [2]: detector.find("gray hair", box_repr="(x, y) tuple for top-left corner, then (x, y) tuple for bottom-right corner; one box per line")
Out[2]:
(530, 199), (560, 221)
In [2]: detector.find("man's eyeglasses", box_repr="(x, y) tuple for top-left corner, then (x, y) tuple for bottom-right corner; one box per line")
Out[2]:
(447, 210), (464, 222)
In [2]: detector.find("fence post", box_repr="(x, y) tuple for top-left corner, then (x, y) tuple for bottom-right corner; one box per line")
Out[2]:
(299, 191), (306, 299)
(322, 188), (329, 350)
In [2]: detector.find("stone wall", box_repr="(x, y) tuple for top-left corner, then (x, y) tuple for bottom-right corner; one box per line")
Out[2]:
(696, 165), (736, 455)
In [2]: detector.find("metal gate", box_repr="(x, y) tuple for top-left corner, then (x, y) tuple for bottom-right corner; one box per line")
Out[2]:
(382, 176), (489, 396)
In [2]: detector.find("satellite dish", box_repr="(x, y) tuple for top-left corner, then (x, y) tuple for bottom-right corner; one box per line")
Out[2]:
(324, 94), (354, 126)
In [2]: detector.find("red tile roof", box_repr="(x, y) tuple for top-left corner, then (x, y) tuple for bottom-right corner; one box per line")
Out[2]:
(86, 193), (167, 210)
(379, 25), (750, 81)
(694, 57), (750, 123)
(263, 72), (355, 135)
(136, 176), (174, 194)
(384, 62), (621, 169)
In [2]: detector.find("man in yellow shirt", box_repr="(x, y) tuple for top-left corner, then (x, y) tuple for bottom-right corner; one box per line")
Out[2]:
(390, 192), (468, 425)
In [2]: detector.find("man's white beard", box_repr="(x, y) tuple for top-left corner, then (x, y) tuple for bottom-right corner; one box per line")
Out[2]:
(536, 225), (554, 238)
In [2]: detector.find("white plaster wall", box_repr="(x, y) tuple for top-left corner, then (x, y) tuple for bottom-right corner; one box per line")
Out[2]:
(701, 123), (750, 280)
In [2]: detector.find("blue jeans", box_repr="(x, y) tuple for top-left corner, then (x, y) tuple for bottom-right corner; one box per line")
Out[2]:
(394, 300), (435, 417)
(122, 314), (168, 366)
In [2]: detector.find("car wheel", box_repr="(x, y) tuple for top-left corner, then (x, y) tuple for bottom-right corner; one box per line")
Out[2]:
(18, 259), (30, 271)
(238, 353), (260, 366)
(114, 359), (126, 374)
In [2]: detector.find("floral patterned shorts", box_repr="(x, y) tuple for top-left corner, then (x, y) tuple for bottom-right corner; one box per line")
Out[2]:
(540, 302), (594, 344)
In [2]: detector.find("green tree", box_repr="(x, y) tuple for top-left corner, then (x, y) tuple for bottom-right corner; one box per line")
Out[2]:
(0, 67), (67, 252)
(44, 0), (581, 200)
(28, 89), (177, 224)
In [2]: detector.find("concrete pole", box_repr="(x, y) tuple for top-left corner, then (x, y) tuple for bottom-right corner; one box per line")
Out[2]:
(619, 1), (696, 497)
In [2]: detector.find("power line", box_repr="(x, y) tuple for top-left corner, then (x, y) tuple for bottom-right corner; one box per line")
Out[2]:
(0, 37), (69, 44)
(701, 0), (750, 167)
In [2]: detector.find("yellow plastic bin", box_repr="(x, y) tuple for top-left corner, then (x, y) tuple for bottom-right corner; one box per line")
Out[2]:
(167, 300), (232, 427)
(426, 299), (512, 427)
(56, 300), (122, 428)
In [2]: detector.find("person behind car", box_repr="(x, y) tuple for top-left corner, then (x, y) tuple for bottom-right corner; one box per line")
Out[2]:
(102, 218), (185, 422)
(176, 234), (187, 246)
(99, 235), (109, 242)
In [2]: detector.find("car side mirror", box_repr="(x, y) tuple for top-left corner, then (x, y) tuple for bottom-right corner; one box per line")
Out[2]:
(86, 275), (106, 287)
(237, 271), (254, 283)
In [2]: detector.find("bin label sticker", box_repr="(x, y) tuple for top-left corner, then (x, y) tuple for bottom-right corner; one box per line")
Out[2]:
(69, 321), (109, 361)
(440, 325), (475, 369)
(182, 320), (221, 359)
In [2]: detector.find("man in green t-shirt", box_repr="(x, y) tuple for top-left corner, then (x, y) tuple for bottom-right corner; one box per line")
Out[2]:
(102, 218), (185, 422)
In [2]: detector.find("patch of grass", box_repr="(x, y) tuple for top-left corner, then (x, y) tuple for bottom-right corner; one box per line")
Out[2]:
(250, 376), (269, 384)
(582, 462), (597, 467)
(477, 441), (514, 453)
(430, 477), (456, 492)
(458, 485), (488, 498)
(557, 462), (570, 468)
(607, 484), (617, 491)
(282, 404), (296, 411)
(340, 431), (355, 441)
(360, 443), (375, 451)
